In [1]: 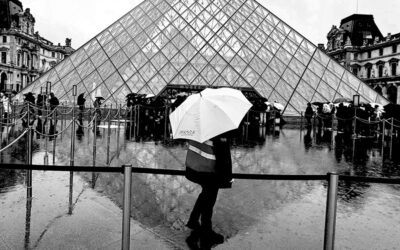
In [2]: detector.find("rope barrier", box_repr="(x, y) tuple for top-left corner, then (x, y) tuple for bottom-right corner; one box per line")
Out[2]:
(32, 120), (73, 138)
(75, 116), (96, 129)
(1, 163), (400, 184)
(0, 129), (29, 153)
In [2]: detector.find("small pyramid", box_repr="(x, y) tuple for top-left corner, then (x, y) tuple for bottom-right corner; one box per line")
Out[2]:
(20, 0), (389, 115)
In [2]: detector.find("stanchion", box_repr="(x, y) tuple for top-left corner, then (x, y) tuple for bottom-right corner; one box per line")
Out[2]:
(129, 106), (133, 140)
(381, 119), (385, 156)
(68, 171), (74, 215)
(164, 105), (168, 142)
(52, 111), (57, 165)
(122, 165), (132, 250)
(26, 126), (33, 199)
(61, 104), (64, 141)
(323, 173), (339, 250)
(136, 105), (140, 138)
(390, 118), (394, 159)
(93, 114), (97, 167)
(117, 104), (121, 157)
(70, 86), (77, 167)
(106, 106), (111, 166)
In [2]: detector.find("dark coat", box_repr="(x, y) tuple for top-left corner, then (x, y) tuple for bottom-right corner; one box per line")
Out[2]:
(185, 133), (233, 188)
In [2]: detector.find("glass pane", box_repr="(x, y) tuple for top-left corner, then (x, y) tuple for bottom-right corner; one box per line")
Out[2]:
(254, 78), (273, 99)
(308, 59), (325, 78)
(342, 71), (360, 91)
(110, 49), (129, 69)
(83, 71), (103, 95)
(269, 57), (286, 75)
(288, 57), (306, 77)
(126, 73), (146, 93)
(138, 62), (157, 82)
(54, 58), (74, 79)
(180, 63), (197, 84)
(317, 80), (335, 102)
(327, 60), (345, 79)
(337, 81), (357, 99)
(104, 40), (121, 57)
(69, 48), (88, 68)
(122, 41), (140, 59)
(90, 49), (108, 68)
(294, 48), (311, 66)
(276, 47), (292, 65)
(358, 83), (378, 103)
(313, 49), (330, 68)
(282, 38), (298, 55)
(282, 68), (300, 88)
(61, 70), (81, 92)
(322, 70), (341, 91)
(250, 56), (267, 76)
(302, 69), (320, 89)
(108, 21), (124, 37)
(98, 60), (116, 80)
(262, 66), (280, 88)
(105, 72), (124, 95)
(115, 31), (132, 48)
(147, 74), (167, 94)
(159, 63), (178, 83)
(296, 80), (315, 101)
(96, 30), (113, 46)
(84, 39), (101, 56)
(119, 61), (137, 81)
(275, 79), (293, 100)
(289, 92), (308, 114)
(112, 84), (132, 105)
(242, 67), (258, 86)
(151, 52), (168, 71)
(131, 51), (148, 70)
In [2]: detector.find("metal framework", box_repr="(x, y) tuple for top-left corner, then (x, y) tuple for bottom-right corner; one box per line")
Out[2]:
(19, 0), (389, 115)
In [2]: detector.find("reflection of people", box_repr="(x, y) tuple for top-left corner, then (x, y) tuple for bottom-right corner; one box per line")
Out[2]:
(305, 102), (314, 125)
(93, 97), (103, 136)
(185, 131), (233, 249)
(48, 92), (59, 138)
(76, 93), (86, 140)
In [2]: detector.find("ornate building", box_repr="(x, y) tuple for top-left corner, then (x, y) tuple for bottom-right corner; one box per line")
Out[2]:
(0, 0), (74, 93)
(323, 14), (400, 104)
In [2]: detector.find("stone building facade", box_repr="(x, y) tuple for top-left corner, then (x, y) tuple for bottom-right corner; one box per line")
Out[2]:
(0, 0), (74, 93)
(323, 14), (400, 104)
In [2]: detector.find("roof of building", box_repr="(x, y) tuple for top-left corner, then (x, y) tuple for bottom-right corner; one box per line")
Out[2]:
(339, 14), (383, 46)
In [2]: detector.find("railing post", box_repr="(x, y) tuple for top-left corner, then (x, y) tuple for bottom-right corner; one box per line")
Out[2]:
(381, 119), (385, 156)
(122, 164), (132, 250)
(390, 118), (394, 159)
(93, 113), (97, 168)
(324, 172), (339, 250)
(52, 110), (57, 165)
(106, 106), (111, 165)
(300, 111), (303, 130)
(117, 104), (121, 157)
(70, 103), (76, 167)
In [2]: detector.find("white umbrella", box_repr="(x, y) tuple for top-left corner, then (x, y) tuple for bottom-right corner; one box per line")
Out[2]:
(169, 87), (252, 143)
(273, 102), (284, 111)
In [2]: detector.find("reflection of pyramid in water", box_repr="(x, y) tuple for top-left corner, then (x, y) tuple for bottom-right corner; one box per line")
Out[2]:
(20, 0), (388, 115)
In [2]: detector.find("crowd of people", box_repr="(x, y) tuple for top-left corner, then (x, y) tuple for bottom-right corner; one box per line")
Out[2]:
(304, 101), (395, 137)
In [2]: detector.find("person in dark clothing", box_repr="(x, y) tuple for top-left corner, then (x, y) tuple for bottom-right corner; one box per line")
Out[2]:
(76, 93), (86, 139)
(185, 131), (233, 249)
(20, 92), (36, 129)
(305, 102), (314, 125)
(93, 97), (103, 136)
(48, 93), (59, 138)
(35, 94), (46, 138)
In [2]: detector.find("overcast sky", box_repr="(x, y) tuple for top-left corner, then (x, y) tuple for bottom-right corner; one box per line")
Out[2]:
(24, 0), (400, 49)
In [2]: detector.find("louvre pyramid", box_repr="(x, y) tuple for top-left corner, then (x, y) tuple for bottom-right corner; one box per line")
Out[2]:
(20, 0), (389, 115)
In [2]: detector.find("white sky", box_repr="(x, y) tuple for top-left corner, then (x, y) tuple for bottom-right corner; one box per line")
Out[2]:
(24, 0), (400, 49)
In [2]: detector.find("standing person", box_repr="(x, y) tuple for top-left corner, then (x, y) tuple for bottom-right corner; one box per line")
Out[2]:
(48, 93), (59, 138)
(185, 131), (233, 249)
(93, 97), (103, 136)
(1, 92), (11, 131)
(76, 93), (86, 138)
(36, 94), (46, 138)
(20, 92), (36, 129)
(305, 102), (314, 126)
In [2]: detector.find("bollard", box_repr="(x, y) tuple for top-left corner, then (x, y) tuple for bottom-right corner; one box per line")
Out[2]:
(68, 171), (74, 215)
(390, 118), (394, 159)
(324, 173), (339, 250)
(117, 104), (121, 157)
(26, 127), (33, 198)
(52, 111), (57, 165)
(106, 107), (111, 165)
(93, 114), (97, 168)
(122, 165), (132, 250)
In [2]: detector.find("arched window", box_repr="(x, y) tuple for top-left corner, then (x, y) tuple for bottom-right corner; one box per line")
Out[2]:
(0, 72), (7, 91)
(387, 85), (398, 104)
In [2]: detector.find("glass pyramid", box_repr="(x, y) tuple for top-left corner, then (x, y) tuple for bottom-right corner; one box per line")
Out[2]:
(20, 0), (389, 115)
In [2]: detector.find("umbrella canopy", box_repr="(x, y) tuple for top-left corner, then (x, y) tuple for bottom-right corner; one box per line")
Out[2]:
(333, 97), (352, 103)
(273, 102), (284, 111)
(169, 87), (252, 143)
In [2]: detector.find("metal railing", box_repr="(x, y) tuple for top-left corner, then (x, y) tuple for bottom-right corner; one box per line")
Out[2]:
(1, 163), (399, 250)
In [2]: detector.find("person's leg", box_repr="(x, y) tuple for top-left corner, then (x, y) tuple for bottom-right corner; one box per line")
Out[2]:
(187, 187), (205, 229)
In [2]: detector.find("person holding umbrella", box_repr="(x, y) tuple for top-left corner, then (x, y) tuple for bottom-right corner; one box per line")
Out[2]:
(92, 96), (104, 136)
(169, 87), (252, 249)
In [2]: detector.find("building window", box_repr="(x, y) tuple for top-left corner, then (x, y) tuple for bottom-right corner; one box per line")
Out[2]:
(17, 54), (21, 66)
(367, 67), (372, 78)
(1, 52), (6, 64)
(391, 63), (397, 76)
(2, 36), (6, 43)
(353, 67), (358, 76)
(379, 48), (383, 56)
(354, 53), (358, 60)
(52, 52), (55, 57)
(393, 45), (397, 53)
(367, 51), (371, 58)
(378, 64), (384, 77)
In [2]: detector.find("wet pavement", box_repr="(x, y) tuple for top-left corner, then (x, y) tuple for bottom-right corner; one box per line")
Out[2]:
(1, 126), (400, 249)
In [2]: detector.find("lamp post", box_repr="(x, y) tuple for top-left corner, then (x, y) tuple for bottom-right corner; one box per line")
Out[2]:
(352, 94), (360, 137)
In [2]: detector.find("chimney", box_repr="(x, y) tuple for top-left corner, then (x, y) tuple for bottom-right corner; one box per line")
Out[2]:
(318, 43), (325, 50)
(387, 33), (392, 41)
(65, 38), (71, 47)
